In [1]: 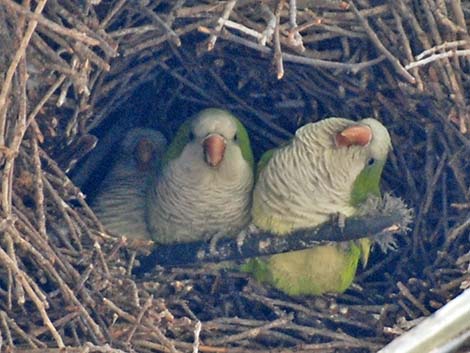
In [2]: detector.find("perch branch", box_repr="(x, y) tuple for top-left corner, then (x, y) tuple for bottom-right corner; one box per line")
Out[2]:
(135, 195), (412, 271)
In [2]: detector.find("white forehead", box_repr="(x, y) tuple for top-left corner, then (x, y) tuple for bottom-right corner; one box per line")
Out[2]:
(192, 109), (237, 138)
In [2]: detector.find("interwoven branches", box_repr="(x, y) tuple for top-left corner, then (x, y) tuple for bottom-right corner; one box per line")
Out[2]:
(0, 1), (469, 352)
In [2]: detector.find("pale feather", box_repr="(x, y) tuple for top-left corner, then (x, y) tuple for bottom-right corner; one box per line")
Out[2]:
(92, 128), (167, 240)
(147, 112), (253, 244)
(250, 117), (392, 295)
(253, 118), (377, 234)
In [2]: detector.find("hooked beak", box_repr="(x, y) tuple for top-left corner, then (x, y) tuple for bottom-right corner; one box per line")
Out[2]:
(134, 138), (155, 171)
(335, 124), (372, 147)
(203, 134), (226, 168)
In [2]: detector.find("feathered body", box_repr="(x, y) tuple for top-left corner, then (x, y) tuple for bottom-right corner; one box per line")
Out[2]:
(146, 108), (254, 244)
(248, 117), (392, 296)
(92, 128), (167, 239)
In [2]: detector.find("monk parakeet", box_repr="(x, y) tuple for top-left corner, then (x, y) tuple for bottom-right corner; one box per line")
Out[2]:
(245, 117), (392, 296)
(146, 108), (254, 244)
(92, 128), (167, 240)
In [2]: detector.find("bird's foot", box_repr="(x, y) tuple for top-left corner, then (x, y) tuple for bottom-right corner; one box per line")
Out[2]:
(235, 223), (260, 254)
(330, 212), (347, 233)
(373, 232), (398, 253)
(209, 231), (225, 256)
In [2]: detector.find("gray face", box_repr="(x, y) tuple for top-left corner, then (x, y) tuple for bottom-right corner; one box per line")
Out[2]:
(122, 128), (167, 156)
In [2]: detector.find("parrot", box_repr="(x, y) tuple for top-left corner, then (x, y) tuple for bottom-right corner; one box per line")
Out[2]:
(146, 108), (255, 245)
(244, 117), (392, 296)
(92, 127), (167, 240)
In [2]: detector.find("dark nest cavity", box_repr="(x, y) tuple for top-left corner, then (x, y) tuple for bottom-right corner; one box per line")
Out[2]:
(1, 0), (470, 352)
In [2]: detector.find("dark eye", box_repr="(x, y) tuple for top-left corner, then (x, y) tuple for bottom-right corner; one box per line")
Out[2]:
(367, 158), (375, 166)
(189, 131), (195, 141)
(234, 133), (238, 141)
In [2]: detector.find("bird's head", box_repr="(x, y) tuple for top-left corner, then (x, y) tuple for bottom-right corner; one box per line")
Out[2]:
(191, 108), (250, 169)
(336, 118), (392, 206)
(335, 118), (392, 166)
(161, 108), (254, 174)
(295, 117), (392, 206)
(122, 128), (168, 171)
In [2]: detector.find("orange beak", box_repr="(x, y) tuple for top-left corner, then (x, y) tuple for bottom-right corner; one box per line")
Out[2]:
(203, 134), (226, 168)
(335, 124), (372, 147)
(134, 138), (155, 171)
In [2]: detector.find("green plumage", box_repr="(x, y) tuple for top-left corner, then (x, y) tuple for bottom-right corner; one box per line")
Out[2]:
(161, 117), (192, 168)
(255, 148), (276, 181)
(351, 159), (385, 206)
(245, 117), (392, 296)
(243, 243), (363, 296)
(233, 116), (255, 171)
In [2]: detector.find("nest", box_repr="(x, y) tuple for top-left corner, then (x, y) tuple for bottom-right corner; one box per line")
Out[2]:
(1, 0), (470, 352)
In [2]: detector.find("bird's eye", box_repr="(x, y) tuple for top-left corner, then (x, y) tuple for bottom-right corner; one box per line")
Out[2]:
(234, 133), (238, 141)
(367, 158), (375, 166)
(189, 132), (195, 141)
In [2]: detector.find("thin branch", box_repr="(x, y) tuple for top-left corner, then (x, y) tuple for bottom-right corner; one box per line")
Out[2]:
(273, 0), (285, 79)
(406, 49), (470, 70)
(208, 0), (238, 50)
(347, 0), (416, 84)
(135, 195), (412, 271)
(198, 26), (386, 73)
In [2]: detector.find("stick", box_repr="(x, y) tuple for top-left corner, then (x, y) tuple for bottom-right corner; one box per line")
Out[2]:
(135, 195), (412, 272)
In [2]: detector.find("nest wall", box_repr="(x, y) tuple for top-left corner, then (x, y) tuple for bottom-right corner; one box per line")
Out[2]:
(0, 0), (470, 352)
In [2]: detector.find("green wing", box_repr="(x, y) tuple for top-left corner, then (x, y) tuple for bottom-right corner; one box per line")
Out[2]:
(233, 116), (255, 171)
(160, 118), (192, 169)
(255, 148), (276, 181)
